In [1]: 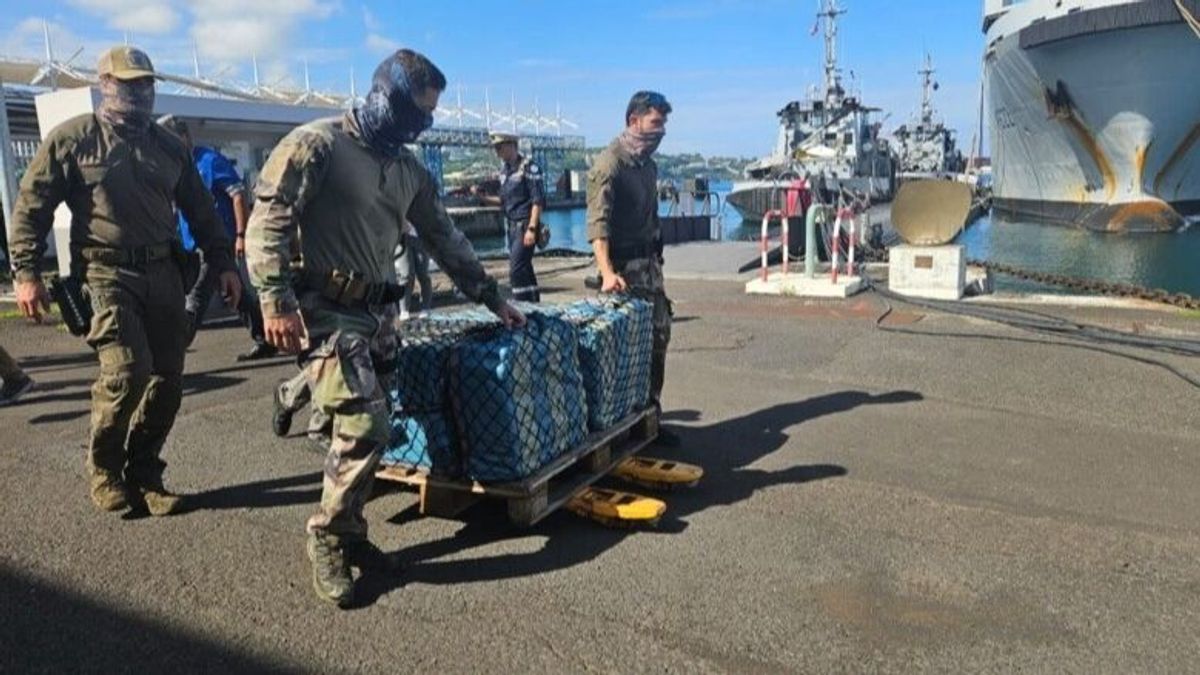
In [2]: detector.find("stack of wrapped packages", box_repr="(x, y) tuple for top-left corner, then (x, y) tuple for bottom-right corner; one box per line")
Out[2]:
(563, 298), (654, 431)
(383, 297), (653, 482)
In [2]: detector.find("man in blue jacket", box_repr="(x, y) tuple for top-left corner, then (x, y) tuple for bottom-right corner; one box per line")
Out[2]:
(159, 116), (273, 361)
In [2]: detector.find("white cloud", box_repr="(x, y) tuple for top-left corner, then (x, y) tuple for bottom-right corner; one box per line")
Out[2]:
(186, 0), (339, 62)
(67, 0), (180, 35)
(365, 32), (400, 56)
(361, 6), (402, 57)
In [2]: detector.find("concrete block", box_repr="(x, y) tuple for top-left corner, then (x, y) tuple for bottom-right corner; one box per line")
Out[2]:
(745, 275), (865, 298)
(889, 244), (965, 300)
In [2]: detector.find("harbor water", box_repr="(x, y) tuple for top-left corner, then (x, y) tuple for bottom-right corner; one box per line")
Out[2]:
(470, 181), (1200, 297)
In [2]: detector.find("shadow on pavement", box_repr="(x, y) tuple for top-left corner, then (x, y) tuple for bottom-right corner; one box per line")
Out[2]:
(189, 471), (323, 511)
(182, 373), (245, 396)
(0, 566), (293, 673)
(353, 389), (922, 608)
(16, 372), (246, 425)
(28, 409), (90, 425)
(17, 351), (96, 370)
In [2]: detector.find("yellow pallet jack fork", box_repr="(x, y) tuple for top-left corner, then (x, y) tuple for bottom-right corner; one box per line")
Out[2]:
(612, 457), (704, 490)
(566, 487), (666, 528)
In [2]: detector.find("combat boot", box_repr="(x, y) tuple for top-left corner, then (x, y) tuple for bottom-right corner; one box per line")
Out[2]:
(89, 472), (130, 512)
(307, 532), (354, 608)
(131, 479), (184, 517)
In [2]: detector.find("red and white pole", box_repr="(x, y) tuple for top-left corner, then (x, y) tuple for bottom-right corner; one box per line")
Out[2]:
(831, 212), (841, 285)
(759, 212), (770, 282)
(781, 211), (790, 278)
(846, 209), (856, 278)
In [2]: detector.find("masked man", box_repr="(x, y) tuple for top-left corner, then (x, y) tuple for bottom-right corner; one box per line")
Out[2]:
(586, 90), (679, 447)
(9, 46), (240, 515)
(246, 49), (524, 608)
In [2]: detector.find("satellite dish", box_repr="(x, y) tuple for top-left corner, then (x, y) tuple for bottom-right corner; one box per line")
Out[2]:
(891, 180), (972, 245)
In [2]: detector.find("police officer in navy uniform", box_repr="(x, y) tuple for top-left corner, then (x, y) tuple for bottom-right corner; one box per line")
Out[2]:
(478, 132), (545, 302)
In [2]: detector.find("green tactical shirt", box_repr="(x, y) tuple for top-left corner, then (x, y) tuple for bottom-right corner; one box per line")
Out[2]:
(245, 113), (500, 317)
(8, 113), (233, 282)
(586, 137), (660, 246)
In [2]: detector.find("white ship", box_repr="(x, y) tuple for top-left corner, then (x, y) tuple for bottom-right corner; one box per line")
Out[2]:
(893, 54), (965, 177)
(728, 0), (896, 221)
(984, 0), (1200, 232)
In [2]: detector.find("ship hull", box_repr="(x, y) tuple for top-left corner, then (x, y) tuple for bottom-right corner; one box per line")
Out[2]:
(728, 176), (892, 221)
(985, 1), (1200, 232)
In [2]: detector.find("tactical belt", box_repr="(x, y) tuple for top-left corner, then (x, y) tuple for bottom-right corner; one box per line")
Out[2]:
(303, 269), (405, 308)
(80, 244), (174, 266)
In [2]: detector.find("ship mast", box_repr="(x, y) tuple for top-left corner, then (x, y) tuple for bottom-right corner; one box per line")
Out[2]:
(919, 52), (935, 128)
(819, 0), (846, 108)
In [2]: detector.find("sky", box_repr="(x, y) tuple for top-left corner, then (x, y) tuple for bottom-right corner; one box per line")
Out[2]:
(0, 0), (989, 158)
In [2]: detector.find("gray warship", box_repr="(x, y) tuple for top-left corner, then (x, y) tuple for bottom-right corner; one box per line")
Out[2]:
(892, 54), (965, 177)
(728, 0), (896, 222)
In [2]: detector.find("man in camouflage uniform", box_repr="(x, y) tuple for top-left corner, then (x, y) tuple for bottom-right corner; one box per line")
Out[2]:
(247, 49), (524, 608)
(586, 90), (679, 447)
(10, 46), (240, 515)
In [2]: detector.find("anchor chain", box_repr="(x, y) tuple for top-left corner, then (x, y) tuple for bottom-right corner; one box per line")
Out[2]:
(852, 245), (1199, 310)
(966, 259), (1200, 310)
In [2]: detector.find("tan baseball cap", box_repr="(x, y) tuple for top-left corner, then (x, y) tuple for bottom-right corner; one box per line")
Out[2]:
(489, 132), (519, 146)
(97, 46), (156, 80)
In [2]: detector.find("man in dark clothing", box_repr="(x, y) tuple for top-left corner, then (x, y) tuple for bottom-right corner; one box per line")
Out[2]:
(477, 132), (546, 302)
(9, 46), (241, 515)
(586, 90), (679, 447)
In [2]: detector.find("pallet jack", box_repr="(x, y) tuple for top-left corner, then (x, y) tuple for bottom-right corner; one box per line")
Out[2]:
(566, 456), (704, 528)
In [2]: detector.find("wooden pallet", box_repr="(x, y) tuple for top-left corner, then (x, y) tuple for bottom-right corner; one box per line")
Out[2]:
(375, 407), (659, 526)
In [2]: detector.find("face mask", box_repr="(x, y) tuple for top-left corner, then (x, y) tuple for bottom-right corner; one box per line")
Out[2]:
(620, 126), (665, 160)
(353, 56), (435, 156)
(97, 77), (155, 137)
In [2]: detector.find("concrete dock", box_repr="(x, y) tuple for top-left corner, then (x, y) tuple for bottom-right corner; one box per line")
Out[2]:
(1, 245), (1198, 673)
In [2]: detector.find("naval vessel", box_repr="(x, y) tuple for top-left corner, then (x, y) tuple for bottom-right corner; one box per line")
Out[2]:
(984, 0), (1200, 231)
(893, 54), (965, 177)
(727, 0), (896, 222)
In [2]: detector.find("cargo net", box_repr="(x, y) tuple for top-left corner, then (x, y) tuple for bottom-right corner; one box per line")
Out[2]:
(563, 296), (654, 431)
(384, 311), (499, 477)
(450, 311), (589, 482)
(383, 298), (649, 482)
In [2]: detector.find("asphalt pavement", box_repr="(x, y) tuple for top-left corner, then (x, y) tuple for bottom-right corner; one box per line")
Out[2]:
(1, 262), (1198, 673)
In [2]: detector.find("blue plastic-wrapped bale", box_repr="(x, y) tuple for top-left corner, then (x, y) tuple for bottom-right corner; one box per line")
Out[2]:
(385, 310), (500, 474)
(613, 297), (654, 414)
(449, 312), (588, 482)
(538, 310), (589, 456)
(393, 313), (499, 414)
(565, 297), (654, 431)
(382, 412), (458, 476)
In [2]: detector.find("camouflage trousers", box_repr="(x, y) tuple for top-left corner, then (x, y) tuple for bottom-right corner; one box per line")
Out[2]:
(613, 256), (671, 405)
(299, 296), (398, 540)
(277, 368), (330, 441)
(84, 260), (189, 486)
